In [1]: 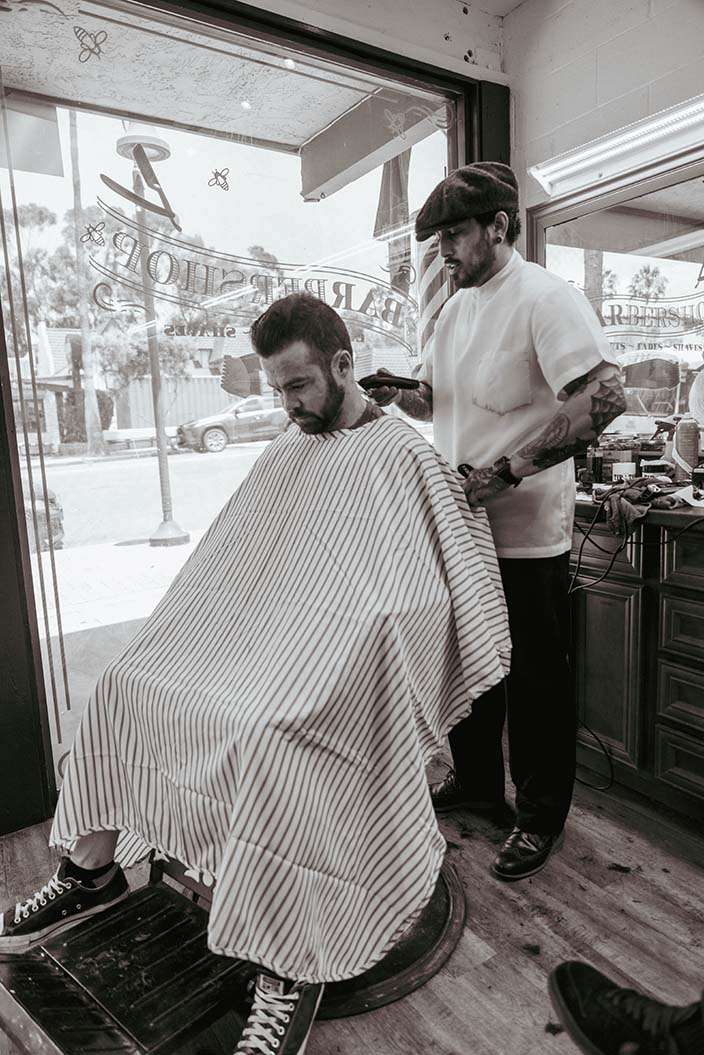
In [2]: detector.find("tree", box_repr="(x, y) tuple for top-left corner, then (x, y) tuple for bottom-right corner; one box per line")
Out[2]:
(628, 264), (668, 302)
(92, 329), (193, 394)
(1, 203), (57, 354)
(583, 250), (620, 326)
(603, 269), (618, 298)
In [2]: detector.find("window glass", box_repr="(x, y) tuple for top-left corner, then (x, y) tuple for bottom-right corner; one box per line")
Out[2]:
(544, 174), (704, 433)
(0, 0), (455, 772)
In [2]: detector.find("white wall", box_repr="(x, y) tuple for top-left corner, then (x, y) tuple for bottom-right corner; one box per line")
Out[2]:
(248, 0), (506, 83)
(504, 0), (704, 212)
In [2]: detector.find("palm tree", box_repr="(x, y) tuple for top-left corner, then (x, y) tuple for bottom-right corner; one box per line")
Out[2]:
(627, 264), (668, 303)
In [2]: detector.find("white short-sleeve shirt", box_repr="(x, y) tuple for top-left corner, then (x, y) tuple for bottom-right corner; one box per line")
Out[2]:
(416, 250), (619, 558)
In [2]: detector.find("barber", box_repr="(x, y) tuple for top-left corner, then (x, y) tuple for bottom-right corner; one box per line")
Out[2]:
(369, 162), (626, 881)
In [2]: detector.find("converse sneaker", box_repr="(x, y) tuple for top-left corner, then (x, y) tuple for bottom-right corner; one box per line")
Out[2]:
(0, 858), (129, 953)
(235, 971), (324, 1055)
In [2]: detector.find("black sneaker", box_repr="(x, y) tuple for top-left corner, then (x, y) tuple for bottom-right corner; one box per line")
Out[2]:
(430, 770), (505, 815)
(235, 971), (324, 1054)
(491, 827), (564, 880)
(0, 858), (129, 953)
(548, 960), (704, 1055)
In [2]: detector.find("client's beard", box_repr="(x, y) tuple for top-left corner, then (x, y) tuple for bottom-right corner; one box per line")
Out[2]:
(290, 377), (346, 434)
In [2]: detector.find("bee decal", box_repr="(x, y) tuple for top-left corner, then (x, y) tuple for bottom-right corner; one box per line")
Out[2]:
(74, 25), (107, 62)
(208, 168), (230, 191)
(80, 221), (106, 246)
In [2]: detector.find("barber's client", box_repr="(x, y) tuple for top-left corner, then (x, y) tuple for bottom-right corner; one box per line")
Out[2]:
(0, 295), (510, 1055)
(370, 162), (626, 881)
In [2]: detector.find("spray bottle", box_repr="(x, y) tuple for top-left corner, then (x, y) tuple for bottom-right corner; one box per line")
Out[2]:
(673, 413), (701, 482)
(639, 419), (677, 477)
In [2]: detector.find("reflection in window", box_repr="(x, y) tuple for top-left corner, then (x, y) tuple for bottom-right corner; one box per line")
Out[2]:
(0, 0), (455, 766)
(545, 174), (704, 432)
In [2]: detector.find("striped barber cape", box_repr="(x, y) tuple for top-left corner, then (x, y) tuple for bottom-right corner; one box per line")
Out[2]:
(51, 415), (510, 984)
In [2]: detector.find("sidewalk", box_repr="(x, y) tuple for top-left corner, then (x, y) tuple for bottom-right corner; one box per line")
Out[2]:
(32, 532), (206, 637)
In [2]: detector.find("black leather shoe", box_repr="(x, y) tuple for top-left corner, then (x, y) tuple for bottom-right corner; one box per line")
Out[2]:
(548, 960), (704, 1055)
(492, 827), (564, 880)
(430, 770), (504, 815)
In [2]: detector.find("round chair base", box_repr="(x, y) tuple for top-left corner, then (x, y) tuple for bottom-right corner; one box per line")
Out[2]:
(318, 859), (465, 1019)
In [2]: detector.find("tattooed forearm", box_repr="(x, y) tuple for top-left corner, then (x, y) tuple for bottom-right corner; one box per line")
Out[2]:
(511, 365), (626, 479)
(531, 440), (589, 470)
(588, 377), (627, 434)
(398, 382), (433, 421)
(462, 464), (511, 506)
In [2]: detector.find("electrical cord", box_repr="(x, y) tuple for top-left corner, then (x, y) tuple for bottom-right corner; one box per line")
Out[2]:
(573, 510), (704, 552)
(575, 722), (615, 791)
(568, 491), (704, 791)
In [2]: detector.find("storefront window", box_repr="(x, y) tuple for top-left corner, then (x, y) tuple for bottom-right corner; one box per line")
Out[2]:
(542, 172), (704, 434)
(0, 0), (457, 774)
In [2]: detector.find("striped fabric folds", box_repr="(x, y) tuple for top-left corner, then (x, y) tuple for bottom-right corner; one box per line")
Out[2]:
(51, 417), (510, 984)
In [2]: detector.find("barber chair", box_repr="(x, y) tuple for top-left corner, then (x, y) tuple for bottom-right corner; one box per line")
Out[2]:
(0, 856), (465, 1055)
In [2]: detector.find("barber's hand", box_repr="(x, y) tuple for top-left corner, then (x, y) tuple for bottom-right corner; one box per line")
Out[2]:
(461, 465), (511, 507)
(365, 368), (401, 407)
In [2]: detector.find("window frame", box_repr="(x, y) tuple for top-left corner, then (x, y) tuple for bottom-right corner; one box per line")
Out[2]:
(527, 156), (704, 266)
(0, 0), (509, 828)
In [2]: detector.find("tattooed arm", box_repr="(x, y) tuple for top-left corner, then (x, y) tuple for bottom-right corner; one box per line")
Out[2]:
(366, 368), (434, 421)
(397, 382), (433, 421)
(510, 362), (626, 478)
(463, 362), (626, 506)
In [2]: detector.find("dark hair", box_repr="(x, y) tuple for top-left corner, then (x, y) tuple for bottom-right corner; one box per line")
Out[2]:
(250, 293), (353, 369)
(473, 209), (522, 245)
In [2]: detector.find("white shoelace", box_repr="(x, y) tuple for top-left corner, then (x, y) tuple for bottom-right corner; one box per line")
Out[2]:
(235, 984), (298, 1054)
(14, 873), (72, 923)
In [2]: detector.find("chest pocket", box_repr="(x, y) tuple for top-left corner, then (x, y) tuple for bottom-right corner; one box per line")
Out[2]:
(472, 349), (533, 416)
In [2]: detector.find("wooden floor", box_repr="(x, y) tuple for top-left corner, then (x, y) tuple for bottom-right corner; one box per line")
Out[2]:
(1, 769), (703, 1055)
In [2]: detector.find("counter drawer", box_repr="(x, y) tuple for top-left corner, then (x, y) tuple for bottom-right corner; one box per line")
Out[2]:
(659, 594), (704, 663)
(661, 526), (704, 589)
(655, 727), (704, 802)
(571, 520), (642, 579)
(657, 660), (704, 733)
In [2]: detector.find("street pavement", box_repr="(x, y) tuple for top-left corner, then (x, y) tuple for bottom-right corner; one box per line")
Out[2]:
(39, 441), (267, 548)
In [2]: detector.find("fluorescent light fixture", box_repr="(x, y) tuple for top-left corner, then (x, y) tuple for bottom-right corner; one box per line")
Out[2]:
(529, 93), (704, 197)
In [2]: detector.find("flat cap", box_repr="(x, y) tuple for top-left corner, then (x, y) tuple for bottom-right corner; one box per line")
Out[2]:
(415, 162), (519, 242)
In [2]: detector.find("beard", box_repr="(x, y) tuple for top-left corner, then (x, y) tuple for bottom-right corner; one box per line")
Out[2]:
(290, 376), (346, 434)
(447, 234), (496, 289)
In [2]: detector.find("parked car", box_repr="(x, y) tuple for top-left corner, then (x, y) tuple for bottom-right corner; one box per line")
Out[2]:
(177, 394), (288, 453)
(22, 483), (64, 551)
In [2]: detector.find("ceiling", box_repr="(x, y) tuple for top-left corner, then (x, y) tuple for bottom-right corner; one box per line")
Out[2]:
(471, 0), (526, 16)
(622, 177), (704, 224)
(0, 0), (445, 151)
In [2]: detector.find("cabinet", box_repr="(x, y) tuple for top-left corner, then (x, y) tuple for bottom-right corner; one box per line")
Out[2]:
(571, 500), (704, 821)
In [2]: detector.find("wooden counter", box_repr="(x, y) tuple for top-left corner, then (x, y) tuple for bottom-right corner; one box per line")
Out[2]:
(571, 495), (704, 822)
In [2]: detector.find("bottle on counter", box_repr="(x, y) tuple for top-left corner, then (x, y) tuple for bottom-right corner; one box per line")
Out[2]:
(588, 443), (603, 483)
(673, 413), (701, 482)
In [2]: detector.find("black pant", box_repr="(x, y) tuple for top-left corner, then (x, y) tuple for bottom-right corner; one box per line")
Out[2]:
(449, 551), (575, 834)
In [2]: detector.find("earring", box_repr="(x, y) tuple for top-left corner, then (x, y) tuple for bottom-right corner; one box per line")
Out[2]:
(495, 235), (503, 244)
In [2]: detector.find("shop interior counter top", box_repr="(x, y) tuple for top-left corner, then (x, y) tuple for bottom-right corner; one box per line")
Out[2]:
(575, 491), (704, 528)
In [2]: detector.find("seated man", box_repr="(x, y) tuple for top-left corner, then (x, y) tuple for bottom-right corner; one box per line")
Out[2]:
(0, 294), (510, 1055)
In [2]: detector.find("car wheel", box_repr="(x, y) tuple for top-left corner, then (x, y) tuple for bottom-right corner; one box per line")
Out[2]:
(202, 427), (228, 453)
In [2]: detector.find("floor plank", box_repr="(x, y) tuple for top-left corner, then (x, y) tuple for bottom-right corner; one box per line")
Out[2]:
(1, 776), (703, 1055)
